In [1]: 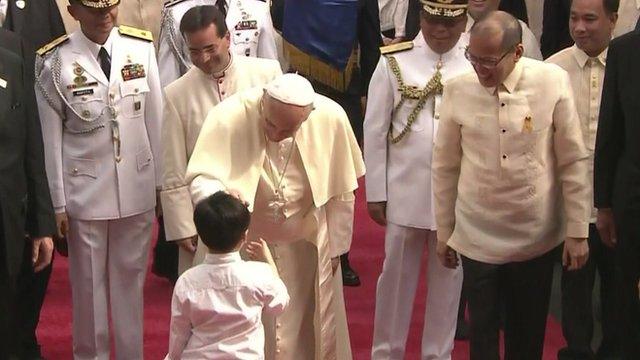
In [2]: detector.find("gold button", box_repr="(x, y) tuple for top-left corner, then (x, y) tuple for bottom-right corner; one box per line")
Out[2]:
(276, 349), (281, 354)
(110, 93), (115, 99)
(72, 168), (78, 174)
(134, 88), (139, 93)
(81, 96), (87, 101)
(276, 323), (282, 328)
(434, 113), (440, 120)
(82, 110), (90, 117)
(276, 336), (281, 342)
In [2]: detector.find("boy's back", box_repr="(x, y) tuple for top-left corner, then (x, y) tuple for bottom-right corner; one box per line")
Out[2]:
(166, 252), (289, 359)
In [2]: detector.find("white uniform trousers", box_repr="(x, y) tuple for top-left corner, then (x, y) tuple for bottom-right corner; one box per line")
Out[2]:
(67, 210), (154, 360)
(371, 223), (463, 360)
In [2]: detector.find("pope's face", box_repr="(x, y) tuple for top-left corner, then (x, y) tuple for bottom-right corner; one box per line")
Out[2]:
(569, 0), (616, 57)
(261, 94), (311, 142)
(468, 0), (499, 19)
(69, 3), (118, 41)
(184, 23), (231, 74)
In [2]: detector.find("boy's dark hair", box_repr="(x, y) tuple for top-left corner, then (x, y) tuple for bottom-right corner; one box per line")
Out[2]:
(179, 5), (228, 37)
(193, 191), (251, 252)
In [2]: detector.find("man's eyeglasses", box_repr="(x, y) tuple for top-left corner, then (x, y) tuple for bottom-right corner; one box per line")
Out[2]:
(464, 45), (516, 69)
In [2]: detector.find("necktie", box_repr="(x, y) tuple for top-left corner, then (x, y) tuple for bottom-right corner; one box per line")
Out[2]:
(216, 0), (227, 17)
(98, 46), (111, 80)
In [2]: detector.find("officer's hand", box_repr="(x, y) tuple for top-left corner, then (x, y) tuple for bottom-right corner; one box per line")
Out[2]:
(55, 212), (69, 238)
(563, 237), (589, 271)
(367, 202), (387, 226)
(596, 208), (617, 248)
(437, 240), (459, 269)
(389, 37), (404, 45)
(177, 235), (198, 253)
(32, 236), (54, 272)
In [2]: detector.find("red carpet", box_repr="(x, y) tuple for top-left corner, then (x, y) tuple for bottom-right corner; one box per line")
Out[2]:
(38, 185), (566, 359)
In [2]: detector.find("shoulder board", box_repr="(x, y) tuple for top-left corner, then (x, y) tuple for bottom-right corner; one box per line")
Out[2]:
(163, 0), (189, 8)
(118, 25), (153, 42)
(36, 34), (69, 56)
(380, 41), (413, 55)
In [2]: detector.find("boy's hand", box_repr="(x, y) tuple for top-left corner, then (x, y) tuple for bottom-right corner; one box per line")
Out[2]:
(246, 238), (275, 265)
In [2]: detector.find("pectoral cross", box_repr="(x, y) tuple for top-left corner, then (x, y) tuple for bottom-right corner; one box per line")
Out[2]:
(267, 189), (286, 223)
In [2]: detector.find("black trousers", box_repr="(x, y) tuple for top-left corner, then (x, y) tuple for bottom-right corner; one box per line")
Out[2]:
(152, 217), (178, 281)
(0, 236), (19, 360)
(16, 240), (54, 358)
(560, 224), (617, 359)
(613, 207), (640, 359)
(462, 248), (556, 360)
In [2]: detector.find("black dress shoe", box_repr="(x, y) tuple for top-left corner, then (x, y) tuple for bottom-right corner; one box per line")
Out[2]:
(340, 253), (361, 287)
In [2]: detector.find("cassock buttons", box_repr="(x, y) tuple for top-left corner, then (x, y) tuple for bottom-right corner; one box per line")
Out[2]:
(501, 129), (506, 133)
(502, 154), (507, 159)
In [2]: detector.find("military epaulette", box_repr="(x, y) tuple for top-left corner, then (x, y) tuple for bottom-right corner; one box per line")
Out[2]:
(118, 25), (153, 42)
(380, 41), (414, 55)
(36, 34), (69, 56)
(163, 0), (188, 8)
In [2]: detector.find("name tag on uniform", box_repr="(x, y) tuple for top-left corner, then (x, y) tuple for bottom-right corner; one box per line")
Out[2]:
(121, 63), (146, 81)
(0, 77), (6, 89)
(235, 20), (257, 30)
(73, 88), (94, 97)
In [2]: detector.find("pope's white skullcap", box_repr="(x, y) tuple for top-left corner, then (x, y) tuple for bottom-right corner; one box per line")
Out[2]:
(265, 73), (315, 107)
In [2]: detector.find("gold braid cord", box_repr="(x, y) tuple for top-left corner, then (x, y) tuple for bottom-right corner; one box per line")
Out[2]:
(386, 55), (443, 144)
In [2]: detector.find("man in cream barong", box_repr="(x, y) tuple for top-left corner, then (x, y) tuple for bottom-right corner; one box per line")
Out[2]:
(186, 73), (365, 360)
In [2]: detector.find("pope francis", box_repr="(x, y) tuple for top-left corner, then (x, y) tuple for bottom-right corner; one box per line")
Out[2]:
(186, 73), (365, 359)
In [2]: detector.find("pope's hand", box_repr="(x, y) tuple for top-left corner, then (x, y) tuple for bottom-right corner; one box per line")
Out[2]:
(54, 212), (69, 257)
(367, 202), (387, 226)
(563, 237), (589, 271)
(226, 189), (248, 207)
(437, 240), (459, 269)
(32, 236), (54, 272)
(177, 235), (198, 253)
(596, 208), (617, 248)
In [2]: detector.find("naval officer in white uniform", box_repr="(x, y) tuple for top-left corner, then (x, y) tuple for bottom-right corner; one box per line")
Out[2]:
(157, 0), (278, 87)
(364, 0), (472, 359)
(34, 0), (162, 358)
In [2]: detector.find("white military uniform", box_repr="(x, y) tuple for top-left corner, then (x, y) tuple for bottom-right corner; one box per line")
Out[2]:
(161, 54), (282, 274)
(466, 15), (543, 60)
(157, 0), (278, 87)
(364, 33), (471, 360)
(35, 26), (162, 360)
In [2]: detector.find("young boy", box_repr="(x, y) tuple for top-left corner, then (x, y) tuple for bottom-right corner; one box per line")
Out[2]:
(165, 192), (289, 359)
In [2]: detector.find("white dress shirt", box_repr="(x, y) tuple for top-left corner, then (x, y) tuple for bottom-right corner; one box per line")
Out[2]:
(378, 0), (409, 37)
(613, 0), (640, 37)
(0, 0), (8, 27)
(165, 252), (289, 360)
(547, 45), (607, 223)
